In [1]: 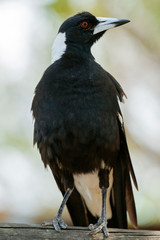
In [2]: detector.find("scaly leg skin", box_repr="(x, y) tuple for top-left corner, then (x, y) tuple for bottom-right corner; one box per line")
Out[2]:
(89, 188), (109, 237)
(42, 188), (72, 232)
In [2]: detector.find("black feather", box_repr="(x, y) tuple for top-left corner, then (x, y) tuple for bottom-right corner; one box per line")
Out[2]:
(31, 12), (137, 230)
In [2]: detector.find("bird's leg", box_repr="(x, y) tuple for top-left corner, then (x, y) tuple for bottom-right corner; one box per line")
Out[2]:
(42, 172), (74, 232)
(53, 188), (73, 231)
(89, 168), (109, 237)
(89, 188), (108, 237)
(42, 188), (73, 231)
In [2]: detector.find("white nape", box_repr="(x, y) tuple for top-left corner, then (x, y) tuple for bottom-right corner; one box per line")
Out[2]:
(51, 32), (66, 64)
(73, 169), (113, 219)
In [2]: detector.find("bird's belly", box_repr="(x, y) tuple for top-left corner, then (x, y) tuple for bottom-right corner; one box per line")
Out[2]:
(73, 169), (113, 219)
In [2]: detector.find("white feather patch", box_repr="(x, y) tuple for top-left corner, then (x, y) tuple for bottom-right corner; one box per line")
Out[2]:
(117, 112), (123, 125)
(51, 32), (66, 64)
(117, 96), (124, 125)
(73, 169), (113, 219)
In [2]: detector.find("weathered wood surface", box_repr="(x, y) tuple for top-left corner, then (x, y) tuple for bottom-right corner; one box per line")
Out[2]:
(0, 223), (160, 240)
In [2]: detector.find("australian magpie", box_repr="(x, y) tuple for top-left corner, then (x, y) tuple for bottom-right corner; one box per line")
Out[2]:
(31, 12), (138, 237)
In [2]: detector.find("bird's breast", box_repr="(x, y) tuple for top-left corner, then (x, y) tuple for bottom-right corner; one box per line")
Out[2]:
(48, 87), (119, 155)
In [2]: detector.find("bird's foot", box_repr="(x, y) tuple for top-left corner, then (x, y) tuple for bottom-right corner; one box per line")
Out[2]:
(89, 217), (109, 237)
(42, 217), (67, 232)
(53, 216), (67, 232)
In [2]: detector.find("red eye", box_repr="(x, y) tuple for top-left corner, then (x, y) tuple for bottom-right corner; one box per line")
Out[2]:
(81, 21), (89, 28)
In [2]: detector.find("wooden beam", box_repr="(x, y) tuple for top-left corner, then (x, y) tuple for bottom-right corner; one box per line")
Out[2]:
(0, 223), (160, 239)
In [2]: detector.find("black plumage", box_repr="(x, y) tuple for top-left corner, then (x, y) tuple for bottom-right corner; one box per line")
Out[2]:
(31, 12), (138, 237)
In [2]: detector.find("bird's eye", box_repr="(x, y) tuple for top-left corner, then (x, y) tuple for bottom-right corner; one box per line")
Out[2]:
(81, 21), (89, 29)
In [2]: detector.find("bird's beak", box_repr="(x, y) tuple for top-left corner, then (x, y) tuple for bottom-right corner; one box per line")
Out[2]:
(93, 17), (130, 35)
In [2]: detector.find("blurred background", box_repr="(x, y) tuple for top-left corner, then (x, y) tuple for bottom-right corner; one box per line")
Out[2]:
(0, 0), (160, 230)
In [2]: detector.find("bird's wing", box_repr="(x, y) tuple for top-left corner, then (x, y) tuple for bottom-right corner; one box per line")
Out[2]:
(106, 71), (127, 102)
(106, 115), (137, 229)
(118, 115), (138, 227)
(108, 71), (138, 190)
(99, 71), (138, 228)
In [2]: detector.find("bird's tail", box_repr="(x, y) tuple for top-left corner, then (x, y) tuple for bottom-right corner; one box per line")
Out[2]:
(108, 118), (138, 228)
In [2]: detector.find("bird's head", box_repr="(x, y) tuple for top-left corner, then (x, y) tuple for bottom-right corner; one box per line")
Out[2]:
(52, 12), (130, 63)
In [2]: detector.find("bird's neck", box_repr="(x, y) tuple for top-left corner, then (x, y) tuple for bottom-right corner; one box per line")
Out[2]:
(64, 41), (94, 61)
(51, 32), (94, 64)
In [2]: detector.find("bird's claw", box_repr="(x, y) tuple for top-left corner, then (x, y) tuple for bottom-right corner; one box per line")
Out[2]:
(89, 217), (109, 237)
(53, 217), (67, 232)
(42, 217), (67, 232)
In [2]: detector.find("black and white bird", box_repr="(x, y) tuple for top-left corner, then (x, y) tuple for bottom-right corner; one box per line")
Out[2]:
(31, 12), (138, 237)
